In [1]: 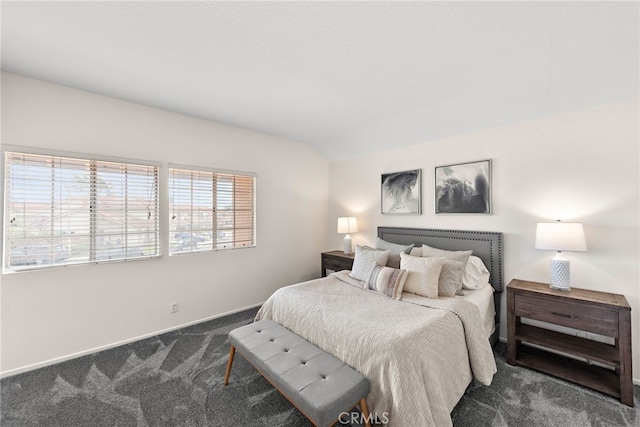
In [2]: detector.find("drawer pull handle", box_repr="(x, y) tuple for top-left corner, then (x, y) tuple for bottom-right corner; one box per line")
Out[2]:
(552, 312), (572, 318)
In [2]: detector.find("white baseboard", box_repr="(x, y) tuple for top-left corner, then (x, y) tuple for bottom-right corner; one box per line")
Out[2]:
(497, 337), (640, 386)
(0, 302), (263, 379)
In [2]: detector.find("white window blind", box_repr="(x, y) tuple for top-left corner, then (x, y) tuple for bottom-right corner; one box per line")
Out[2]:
(169, 167), (256, 254)
(4, 151), (159, 271)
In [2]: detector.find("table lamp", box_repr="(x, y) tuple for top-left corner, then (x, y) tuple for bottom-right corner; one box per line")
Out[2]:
(337, 217), (358, 254)
(535, 221), (587, 290)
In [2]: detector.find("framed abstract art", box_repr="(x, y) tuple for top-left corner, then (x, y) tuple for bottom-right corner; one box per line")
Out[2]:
(435, 160), (491, 214)
(381, 169), (421, 214)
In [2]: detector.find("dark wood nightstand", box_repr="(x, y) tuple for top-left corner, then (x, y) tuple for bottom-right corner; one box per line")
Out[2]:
(321, 250), (355, 277)
(507, 278), (633, 406)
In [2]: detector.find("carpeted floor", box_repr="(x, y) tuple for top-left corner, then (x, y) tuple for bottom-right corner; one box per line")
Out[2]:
(1, 306), (638, 426)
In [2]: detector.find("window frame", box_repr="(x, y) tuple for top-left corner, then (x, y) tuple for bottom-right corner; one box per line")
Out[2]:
(2, 146), (161, 273)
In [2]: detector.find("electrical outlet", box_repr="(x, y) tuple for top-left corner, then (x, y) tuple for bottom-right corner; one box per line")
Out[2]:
(171, 303), (179, 313)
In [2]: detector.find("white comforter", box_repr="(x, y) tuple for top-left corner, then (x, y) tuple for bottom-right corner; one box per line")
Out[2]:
(255, 271), (497, 427)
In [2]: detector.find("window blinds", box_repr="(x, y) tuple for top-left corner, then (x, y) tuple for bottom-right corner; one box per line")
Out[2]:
(169, 167), (256, 254)
(4, 152), (159, 271)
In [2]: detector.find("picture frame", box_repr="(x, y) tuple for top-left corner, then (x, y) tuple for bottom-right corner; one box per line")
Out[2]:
(435, 160), (491, 214)
(381, 169), (421, 214)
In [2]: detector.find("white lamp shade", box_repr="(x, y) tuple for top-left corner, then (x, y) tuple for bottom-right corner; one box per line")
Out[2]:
(337, 217), (358, 234)
(535, 222), (587, 252)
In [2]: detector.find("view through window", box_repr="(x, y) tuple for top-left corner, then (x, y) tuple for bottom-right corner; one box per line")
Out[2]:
(4, 151), (159, 271)
(169, 166), (256, 254)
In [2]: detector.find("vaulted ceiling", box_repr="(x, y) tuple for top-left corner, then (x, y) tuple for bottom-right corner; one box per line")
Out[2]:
(2, 1), (638, 160)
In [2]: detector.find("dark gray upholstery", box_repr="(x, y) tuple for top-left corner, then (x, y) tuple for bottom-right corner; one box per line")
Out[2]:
(229, 319), (370, 427)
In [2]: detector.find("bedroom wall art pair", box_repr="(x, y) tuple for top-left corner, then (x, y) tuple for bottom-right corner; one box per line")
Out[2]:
(381, 159), (491, 215)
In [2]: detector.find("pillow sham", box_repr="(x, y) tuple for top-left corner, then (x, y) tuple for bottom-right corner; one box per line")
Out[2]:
(462, 255), (491, 289)
(438, 259), (465, 297)
(349, 245), (391, 282)
(365, 263), (408, 300)
(422, 244), (472, 289)
(409, 247), (423, 257)
(400, 253), (445, 299)
(376, 238), (414, 269)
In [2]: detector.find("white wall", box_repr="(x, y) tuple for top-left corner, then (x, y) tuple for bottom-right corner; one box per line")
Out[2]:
(0, 73), (329, 375)
(328, 99), (640, 382)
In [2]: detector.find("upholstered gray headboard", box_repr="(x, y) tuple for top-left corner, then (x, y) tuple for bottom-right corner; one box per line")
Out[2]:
(378, 226), (504, 344)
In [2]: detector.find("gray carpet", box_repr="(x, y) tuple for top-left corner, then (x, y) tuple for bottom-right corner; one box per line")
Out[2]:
(1, 307), (638, 426)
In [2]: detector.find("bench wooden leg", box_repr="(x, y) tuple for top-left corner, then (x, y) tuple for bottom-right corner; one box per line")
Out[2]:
(223, 345), (236, 386)
(359, 398), (371, 427)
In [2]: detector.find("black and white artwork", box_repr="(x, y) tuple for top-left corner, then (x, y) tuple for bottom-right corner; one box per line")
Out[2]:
(435, 160), (491, 214)
(381, 169), (421, 214)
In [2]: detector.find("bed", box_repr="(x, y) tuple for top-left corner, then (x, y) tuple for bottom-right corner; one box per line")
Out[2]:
(376, 226), (504, 345)
(256, 227), (504, 426)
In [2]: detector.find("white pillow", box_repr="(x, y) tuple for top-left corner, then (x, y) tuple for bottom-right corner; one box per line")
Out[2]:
(462, 256), (490, 289)
(349, 246), (391, 282)
(400, 253), (445, 299)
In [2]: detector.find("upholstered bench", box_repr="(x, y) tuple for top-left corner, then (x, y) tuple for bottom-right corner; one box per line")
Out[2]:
(224, 319), (371, 427)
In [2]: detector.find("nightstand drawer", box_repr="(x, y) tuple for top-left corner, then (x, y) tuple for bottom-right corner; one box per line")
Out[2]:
(323, 257), (353, 272)
(515, 294), (618, 337)
(321, 251), (355, 277)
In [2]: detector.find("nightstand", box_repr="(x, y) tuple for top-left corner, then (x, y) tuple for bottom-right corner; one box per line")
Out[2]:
(321, 250), (355, 277)
(507, 279), (633, 406)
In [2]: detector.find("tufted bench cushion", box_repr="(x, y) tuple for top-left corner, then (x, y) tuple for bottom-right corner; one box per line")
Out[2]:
(224, 319), (370, 427)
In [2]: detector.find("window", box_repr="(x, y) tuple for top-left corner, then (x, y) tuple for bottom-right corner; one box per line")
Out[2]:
(169, 166), (256, 254)
(3, 151), (159, 272)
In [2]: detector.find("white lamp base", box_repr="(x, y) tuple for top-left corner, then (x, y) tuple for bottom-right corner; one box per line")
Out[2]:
(550, 252), (570, 290)
(343, 234), (353, 254)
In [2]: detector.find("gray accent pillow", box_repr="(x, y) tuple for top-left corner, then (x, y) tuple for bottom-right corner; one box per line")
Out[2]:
(438, 259), (465, 297)
(422, 244), (472, 290)
(376, 238), (414, 269)
(349, 246), (391, 282)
